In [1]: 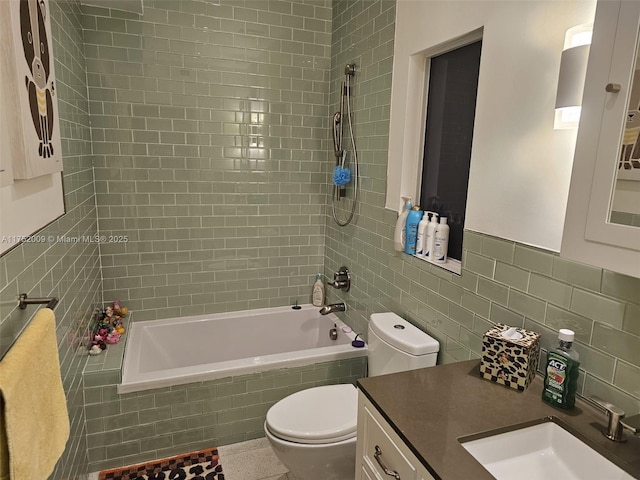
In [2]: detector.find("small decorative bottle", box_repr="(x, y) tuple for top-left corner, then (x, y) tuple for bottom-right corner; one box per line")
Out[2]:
(542, 329), (580, 409)
(312, 273), (324, 307)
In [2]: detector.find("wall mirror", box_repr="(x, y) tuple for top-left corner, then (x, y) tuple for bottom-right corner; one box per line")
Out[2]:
(562, 0), (640, 278)
(610, 37), (640, 227)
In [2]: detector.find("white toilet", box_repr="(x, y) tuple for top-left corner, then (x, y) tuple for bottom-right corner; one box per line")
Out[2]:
(264, 312), (440, 480)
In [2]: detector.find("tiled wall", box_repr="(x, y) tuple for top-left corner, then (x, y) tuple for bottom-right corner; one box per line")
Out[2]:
(0, 1), (101, 479)
(1, 1), (639, 478)
(82, 0), (333, 320)
(325, 0), (640, 415)
(83, 348), (365, 471)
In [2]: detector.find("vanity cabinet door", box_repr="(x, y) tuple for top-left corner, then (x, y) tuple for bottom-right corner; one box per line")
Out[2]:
(356, 391), (435, 480)
(562, 0), (640, 278)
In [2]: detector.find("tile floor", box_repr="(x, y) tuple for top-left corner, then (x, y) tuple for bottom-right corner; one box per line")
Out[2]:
(86, 437), (295, 480)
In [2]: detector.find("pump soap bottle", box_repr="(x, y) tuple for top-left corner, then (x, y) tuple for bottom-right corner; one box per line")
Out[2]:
(424, 212), (438, 260)
(404, 206), (423, 255)
(542, 329), (580, 409)
(394, 197), (412, 252)
(312, 273), (324, 307)
(415, 211), (430, 257)
(432, 216), (449, 263)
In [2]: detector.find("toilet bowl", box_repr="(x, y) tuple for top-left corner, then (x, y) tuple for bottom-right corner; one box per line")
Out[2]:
(264, 312), (439, 480)
(264, 384), (358, 480)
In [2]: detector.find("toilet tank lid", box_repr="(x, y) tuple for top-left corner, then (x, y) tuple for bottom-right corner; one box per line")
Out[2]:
(370, 313), (440, 355)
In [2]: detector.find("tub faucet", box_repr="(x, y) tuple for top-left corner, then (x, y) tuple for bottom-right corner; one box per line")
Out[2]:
(328, 266), (350, 292)
(319, 303), (347, 315)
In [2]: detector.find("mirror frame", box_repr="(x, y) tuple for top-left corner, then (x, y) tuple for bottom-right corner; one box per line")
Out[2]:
(562, 0), (640, 278)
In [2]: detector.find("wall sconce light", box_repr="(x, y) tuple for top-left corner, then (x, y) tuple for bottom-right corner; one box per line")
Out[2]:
(555, 24), (593, 129)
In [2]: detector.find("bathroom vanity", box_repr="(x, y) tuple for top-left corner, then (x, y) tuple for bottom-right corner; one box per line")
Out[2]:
(356, 393), (435, 479)
(356, 360), (640, 479)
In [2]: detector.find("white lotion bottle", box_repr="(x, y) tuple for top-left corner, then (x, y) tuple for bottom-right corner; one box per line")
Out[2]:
(433, 216), (449, 263)
(424, 212), (439, 260)
(312, 273), (324, 306)
(415, 211), (430, 257)
(393, 196), (412, 252)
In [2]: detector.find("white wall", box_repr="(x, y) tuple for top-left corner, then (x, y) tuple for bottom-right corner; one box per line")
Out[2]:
(387, 0), (596, 252)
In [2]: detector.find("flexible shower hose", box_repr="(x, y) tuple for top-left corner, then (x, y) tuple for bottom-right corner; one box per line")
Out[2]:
(332, 72), (359, 227)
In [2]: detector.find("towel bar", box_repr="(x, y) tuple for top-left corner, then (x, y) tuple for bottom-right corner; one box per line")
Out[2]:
(18, 293), (59, 310)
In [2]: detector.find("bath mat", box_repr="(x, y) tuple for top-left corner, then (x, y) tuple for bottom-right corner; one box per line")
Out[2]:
(98, 447), (223, 480)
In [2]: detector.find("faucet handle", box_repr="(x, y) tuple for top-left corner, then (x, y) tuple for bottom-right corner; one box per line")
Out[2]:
(590, 396), (627, 442)
(621, 414), (640, 436)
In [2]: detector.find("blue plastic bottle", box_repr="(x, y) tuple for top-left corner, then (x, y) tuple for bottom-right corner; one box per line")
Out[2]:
(404, 206), (423, 255)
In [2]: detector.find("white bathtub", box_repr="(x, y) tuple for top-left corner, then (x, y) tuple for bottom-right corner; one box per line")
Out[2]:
(118, 304), (367, 394)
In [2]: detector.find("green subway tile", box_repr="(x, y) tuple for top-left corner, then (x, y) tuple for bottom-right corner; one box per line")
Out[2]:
(439, 281), (463, 304)
(461, 291), (490, 318)
(528, 274), (572, 309)
(584, 374), (639, 415)
(593, 323), (640, 367)
(138, 406), (172, 425)
(477, 277), (509, 306)
(489, 303), (524, 328)
(171, 401), (204, 418)
(451, 269), (478, 293)
(602, 270), (640, 305)
(572, 343), (615, 383)
(459, 327), (483, 355)
(87, 430), (123, 449)
(494, 262), (529, 292)
(545, 305), (592, 343)
(614, 361), (640, 398)
(464, 251), (495, 278)
(514, 245), (554, 276)
(156, 418), (188, 436)
(462, 231), (483, 254)
(96, 17), (127, 33)
(122, 424), (156, 443)
(428, 292), (450, 316)
(507, 290), (546, 323)
(552, 257), (602, 292)
(481, 236), (515, 264)
(571, 288), (625, 330)
(103, 412), (140, 431)
(623, 303), (640, 336)
(86, 401), (120, 420)
(140, 434), (173, 452)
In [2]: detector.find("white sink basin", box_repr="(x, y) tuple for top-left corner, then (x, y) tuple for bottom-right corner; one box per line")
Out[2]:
(460, 419), (634, 480)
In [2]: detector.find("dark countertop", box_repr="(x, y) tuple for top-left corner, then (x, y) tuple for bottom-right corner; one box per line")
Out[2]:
(358, 360), (640, 480)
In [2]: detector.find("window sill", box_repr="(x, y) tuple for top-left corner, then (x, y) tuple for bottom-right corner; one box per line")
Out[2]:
(411, 254), (462, 276)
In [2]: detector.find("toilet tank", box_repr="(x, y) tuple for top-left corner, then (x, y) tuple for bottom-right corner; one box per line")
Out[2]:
(367, 312), (439, 377)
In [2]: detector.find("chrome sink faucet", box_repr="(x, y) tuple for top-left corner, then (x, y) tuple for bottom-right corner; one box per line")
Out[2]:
(319, 303), (346, 315)
(590, 396), (640, 442)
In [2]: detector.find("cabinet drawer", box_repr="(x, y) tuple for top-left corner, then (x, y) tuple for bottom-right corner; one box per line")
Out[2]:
(362, 404), (417, 480)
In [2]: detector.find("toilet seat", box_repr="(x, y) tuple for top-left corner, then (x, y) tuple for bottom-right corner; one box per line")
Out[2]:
(265, 384), (358, 444)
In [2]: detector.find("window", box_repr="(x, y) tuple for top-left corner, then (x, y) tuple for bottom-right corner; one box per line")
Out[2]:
(419, 41), (482, 262)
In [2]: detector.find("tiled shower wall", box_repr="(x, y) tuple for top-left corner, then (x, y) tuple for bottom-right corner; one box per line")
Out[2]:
(82, 0), (333, 320)
(325, 0), (640, 414)
(0, 1), (101, 479)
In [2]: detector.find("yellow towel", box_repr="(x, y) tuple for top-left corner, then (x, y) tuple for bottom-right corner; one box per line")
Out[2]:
(0, 308), (69, 480)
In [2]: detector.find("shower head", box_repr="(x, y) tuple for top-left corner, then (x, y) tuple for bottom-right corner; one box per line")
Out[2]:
(345, 64), (356, 76)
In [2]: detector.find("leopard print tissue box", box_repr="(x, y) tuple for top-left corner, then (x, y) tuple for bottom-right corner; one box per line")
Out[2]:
(480, 323), (541, 391)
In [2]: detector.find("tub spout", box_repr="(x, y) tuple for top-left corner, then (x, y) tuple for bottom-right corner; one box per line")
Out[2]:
(319, 303), (347, 315)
